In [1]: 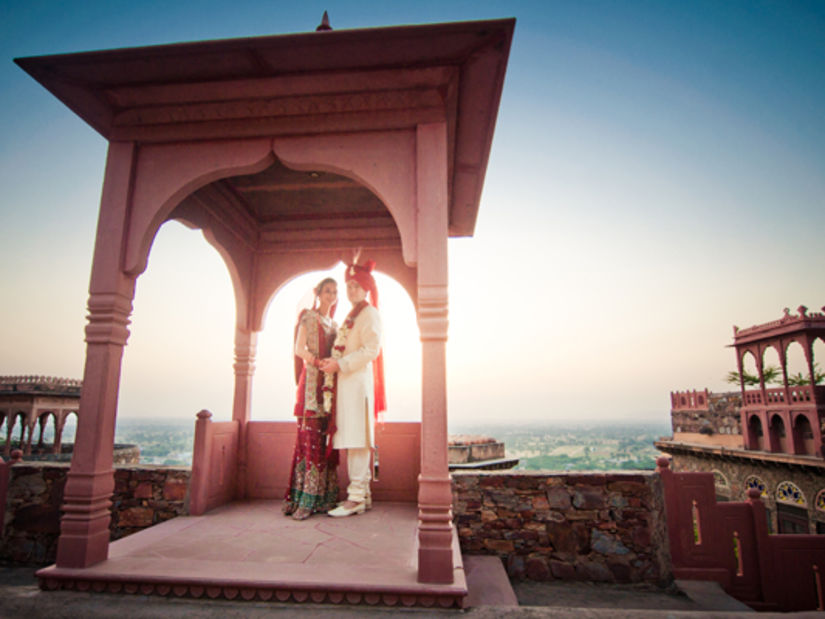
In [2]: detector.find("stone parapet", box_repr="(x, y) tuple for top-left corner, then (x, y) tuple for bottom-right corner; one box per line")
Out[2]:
(0, 462), (190, 565)
(452, 470), (671, 584)
(0, 443), (140, 465)
(3, 463), (669, 584)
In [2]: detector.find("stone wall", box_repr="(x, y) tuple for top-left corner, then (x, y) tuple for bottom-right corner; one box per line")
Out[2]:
(2, 443), (140, 465)
(111, 465), (190, 540)
(3, 462), (672, 584)
(1, 462), (190, 565)
(671, 391), (741, 436)
(453, 470), (671, 584)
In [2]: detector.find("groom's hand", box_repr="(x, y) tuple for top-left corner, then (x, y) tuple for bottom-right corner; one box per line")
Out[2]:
(319, 358), (340, 373)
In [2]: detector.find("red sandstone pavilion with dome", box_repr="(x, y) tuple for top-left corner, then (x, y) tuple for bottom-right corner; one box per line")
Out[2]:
(14, 15), (514, 606)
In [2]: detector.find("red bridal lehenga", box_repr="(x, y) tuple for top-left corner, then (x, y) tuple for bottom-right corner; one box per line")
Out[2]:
(283, 309), (340, 520)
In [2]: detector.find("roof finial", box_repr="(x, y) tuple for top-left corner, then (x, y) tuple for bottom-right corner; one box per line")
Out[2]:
(316, 11), (332, 31)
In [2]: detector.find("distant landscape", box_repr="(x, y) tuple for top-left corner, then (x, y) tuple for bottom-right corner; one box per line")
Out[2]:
(450, 422), (670, 472)
(115, 418), (670, 470)
(15, 418), (670, 471)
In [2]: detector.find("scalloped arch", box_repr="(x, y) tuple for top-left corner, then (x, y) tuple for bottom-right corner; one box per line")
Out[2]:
(124, 139), (275, 277)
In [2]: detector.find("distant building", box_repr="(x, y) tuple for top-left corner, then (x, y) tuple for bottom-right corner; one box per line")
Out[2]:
(656, 305), (825, 534)
(0, 376), (80, 457)
(448, 435), (518, 470)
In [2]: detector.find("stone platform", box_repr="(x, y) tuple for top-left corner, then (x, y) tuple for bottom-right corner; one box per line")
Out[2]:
(36, 500), (468, 608)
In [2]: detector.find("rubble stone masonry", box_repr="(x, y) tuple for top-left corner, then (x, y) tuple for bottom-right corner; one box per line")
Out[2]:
(1, 462), (190, 565)
(452, 470), (671, 584)
(2, 464), (672, 584)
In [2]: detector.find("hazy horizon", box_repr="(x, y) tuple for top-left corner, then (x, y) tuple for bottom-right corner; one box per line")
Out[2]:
(1, 2), (823, 428)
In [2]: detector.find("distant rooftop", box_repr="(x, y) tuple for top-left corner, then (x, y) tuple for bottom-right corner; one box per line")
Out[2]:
(0, 376), (82, 397)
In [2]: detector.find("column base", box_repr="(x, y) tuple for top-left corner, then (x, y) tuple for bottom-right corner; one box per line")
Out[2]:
(56, 469), (114, 568)
(418, 545), (454, 584)
(56, 527), (110, 568)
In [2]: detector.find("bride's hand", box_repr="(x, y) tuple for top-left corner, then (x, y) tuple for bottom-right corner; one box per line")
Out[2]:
(319, 358), (340, 374)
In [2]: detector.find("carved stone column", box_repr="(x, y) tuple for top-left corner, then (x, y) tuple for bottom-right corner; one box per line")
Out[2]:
(415, 122), (454, 584)
(232, 328), (257, 499)
(57, 293), (132, 567)
(56, 141), (137, 568)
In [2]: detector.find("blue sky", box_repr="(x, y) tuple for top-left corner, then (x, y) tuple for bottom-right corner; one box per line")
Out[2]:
(1, 1), (824, 428)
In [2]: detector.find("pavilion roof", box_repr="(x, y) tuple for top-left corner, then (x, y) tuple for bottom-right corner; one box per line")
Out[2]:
(15, 18), (515, 237)
(732, 305), (825, 346)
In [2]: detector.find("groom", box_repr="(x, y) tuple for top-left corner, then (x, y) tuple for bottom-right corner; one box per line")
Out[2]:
(320, 261), (384, 517)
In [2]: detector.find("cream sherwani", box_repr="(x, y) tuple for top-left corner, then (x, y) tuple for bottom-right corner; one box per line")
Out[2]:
(332, 303), (381, 503)
(332, 304), (381, 450)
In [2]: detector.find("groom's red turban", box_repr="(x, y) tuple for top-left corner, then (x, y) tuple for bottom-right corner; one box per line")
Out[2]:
(345, 260), (379, 308)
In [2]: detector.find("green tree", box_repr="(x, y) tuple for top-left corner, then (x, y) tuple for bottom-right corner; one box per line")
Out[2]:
(787, 363), (825, 386)
(726, 364), (780, 387)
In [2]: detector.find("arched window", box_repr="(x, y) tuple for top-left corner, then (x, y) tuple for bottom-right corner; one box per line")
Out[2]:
(35, 411), (55, 450)
(815, 489), (825, 512)
(776, 481), (806, 507)
(786, 340), (809, 387)
(748, 415), (765, 451)
(745, 475), (767, 498)
(762, 346), (782, 386)
(741, 351), (759, 387)
(770, 414), (790, 453)
(813, 337), (825, 385)
(793, 414), (816, 456)
(776, 481), (809, 534)
(713, 470), (730, 501)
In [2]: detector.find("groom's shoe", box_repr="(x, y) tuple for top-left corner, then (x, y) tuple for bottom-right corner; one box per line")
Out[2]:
(328, 501), (366, 517)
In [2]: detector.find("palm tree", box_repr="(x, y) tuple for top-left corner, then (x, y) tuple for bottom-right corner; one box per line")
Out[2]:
(725, 365), (781, 387)
(787, 363), (825, 386)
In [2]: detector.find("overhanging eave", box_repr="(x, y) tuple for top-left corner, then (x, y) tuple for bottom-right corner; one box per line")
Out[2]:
(16, 18), (514, 239)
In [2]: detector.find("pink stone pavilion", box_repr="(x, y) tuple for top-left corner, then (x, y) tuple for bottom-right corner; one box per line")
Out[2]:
(16, 17), (514, 605)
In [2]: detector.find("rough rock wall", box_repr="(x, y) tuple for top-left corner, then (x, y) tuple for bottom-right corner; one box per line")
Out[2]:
(453, 470), (671, 584)
(2, 463), (673, 584)
(1, 462), (190, 565)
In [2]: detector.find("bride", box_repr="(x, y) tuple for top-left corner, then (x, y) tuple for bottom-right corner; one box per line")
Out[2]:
(282, 277), (340, 520)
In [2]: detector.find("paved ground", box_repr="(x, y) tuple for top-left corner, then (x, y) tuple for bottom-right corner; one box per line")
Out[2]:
(4, 565), (824, 618)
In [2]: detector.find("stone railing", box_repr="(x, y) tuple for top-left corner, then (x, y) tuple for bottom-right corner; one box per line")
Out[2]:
(452, 470), (670, 583)
(743, 385), (822, 407)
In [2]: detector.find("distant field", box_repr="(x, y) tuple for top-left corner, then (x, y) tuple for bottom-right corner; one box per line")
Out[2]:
(548, 445), (585, 457)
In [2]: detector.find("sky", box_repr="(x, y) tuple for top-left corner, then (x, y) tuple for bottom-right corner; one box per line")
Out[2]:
(1, 1), (824, 431)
